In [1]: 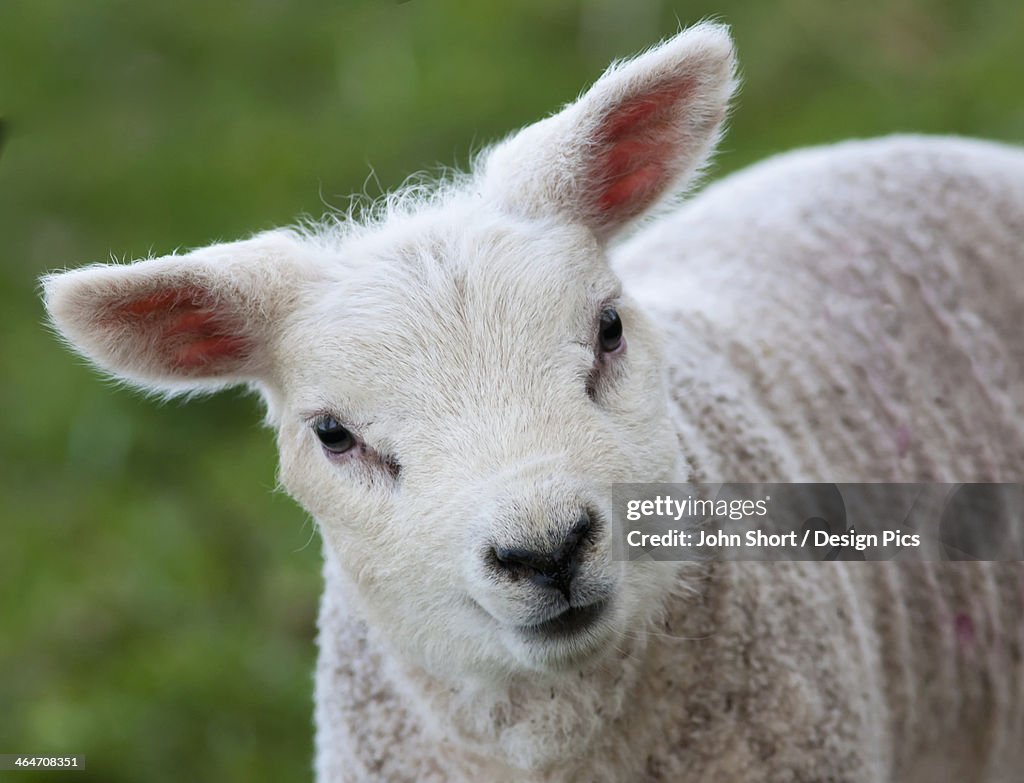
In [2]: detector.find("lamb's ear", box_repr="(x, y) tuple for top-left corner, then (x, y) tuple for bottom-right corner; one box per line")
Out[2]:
(42, 230), (314, 395)
(482, 23), (737, 241)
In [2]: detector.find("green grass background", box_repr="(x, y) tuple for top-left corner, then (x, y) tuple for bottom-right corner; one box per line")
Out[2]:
(1, 0), (1021, 780)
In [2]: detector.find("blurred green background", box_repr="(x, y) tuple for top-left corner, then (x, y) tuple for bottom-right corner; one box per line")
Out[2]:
(1, 0), (1021, 780)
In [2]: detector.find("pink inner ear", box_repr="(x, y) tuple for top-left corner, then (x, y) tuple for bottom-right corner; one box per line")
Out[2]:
(590, 80), (694, 219)
(111, 286), (250, 372)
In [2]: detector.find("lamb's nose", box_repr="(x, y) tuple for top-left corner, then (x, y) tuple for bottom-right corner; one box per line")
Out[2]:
(491, 513), (593, 600)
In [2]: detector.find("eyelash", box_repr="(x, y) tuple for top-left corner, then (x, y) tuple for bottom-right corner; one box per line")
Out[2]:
(308, 414), (402, 479)
(587, 304), (626, 399)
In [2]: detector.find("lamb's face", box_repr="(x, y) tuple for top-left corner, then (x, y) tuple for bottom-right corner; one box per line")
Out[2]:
(272, 209), (681, 674)
(41, 23), (735, 678)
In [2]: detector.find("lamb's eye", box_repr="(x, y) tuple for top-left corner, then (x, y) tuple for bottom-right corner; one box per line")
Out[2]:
(598, 307), (623, 353)
(315, 417), (356, 454)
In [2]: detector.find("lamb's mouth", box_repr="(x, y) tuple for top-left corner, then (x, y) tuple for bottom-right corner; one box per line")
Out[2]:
(519, 599), (609, 639)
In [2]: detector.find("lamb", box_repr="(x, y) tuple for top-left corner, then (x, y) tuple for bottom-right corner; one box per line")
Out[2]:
(41, 22), (1024, 782)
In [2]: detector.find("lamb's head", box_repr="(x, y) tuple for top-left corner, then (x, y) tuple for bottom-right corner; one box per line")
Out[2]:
(42, 24), (736, 678)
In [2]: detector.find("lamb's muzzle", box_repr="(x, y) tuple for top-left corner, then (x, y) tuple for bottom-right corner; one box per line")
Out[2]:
(486, 509), (611, 643)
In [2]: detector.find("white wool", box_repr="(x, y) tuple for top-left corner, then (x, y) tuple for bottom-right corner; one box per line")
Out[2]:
(42, 22), (1024, 783)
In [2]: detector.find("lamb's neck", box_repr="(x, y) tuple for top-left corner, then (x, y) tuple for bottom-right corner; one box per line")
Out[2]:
(385, 563), (716, 778)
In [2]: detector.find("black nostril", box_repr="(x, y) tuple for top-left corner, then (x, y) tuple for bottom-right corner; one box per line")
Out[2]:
(490, 512), (595, 598)
(492, 546), (554, 577)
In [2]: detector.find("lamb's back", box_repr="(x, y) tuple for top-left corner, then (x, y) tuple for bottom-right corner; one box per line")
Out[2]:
(617, 135), (1024, 483)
